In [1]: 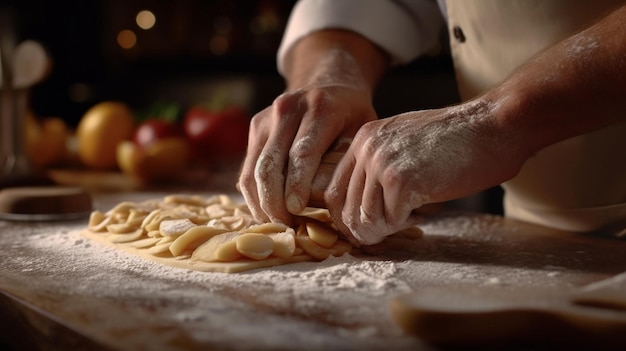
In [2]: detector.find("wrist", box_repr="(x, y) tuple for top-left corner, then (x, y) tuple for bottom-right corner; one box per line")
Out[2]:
(283, 30), (389, 92)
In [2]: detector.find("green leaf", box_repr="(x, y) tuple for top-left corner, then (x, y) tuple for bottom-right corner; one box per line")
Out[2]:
(135, 101), (181, 123)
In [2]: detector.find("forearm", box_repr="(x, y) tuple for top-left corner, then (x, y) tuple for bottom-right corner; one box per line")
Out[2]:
(282, 29), (390, 93)
(486, 4), (626, 157)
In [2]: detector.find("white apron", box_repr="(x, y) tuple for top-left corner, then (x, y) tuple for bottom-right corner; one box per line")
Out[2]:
(446, 0), (626, 233)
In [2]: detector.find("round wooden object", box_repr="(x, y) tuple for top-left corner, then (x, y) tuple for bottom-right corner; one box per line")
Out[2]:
(0, 186), (92, 221)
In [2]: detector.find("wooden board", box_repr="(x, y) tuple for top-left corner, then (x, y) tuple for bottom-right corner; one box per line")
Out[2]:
(391, 284), (626, 349)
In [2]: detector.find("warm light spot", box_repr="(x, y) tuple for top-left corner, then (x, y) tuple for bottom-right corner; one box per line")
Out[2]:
(136, 10), (156, 30)
(117, 30), (137, 49)
(250, 10), (280, 35)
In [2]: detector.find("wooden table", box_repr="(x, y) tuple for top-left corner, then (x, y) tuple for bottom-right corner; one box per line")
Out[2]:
(1, 189), (626, 351)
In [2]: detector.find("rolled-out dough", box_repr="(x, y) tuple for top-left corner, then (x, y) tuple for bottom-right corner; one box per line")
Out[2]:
(83, 194), (355, 273)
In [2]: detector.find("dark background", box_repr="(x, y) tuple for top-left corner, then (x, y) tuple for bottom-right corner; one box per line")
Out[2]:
(1, 0), (502, 213)
(2, 0), (459, 123)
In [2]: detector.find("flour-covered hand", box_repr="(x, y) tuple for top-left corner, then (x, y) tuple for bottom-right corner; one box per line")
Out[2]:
(326, 99), (529, 245)
(238, 30), (389, 226)
(238, 84), (377, 225)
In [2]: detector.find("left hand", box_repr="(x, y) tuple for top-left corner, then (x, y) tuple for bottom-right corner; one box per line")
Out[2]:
(325, 99), (528, 245)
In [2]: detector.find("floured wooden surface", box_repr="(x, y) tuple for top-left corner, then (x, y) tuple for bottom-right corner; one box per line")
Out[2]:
(2, 191), (626, 350)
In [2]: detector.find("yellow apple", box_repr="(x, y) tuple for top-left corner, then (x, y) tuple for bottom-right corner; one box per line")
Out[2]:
(117, 137), (190, 182)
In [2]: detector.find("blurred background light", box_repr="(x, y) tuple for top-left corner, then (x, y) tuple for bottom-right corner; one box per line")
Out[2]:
(136, 10), (156, 30)
(117, 29), (137, 49)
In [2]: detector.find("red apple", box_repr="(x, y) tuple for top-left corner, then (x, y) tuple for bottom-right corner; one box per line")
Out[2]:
(183, 105), (249, 167)
(133, 119), (184, 148)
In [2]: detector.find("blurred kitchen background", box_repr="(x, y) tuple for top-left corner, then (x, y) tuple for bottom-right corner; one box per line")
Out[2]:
(2, 0), (503, 214)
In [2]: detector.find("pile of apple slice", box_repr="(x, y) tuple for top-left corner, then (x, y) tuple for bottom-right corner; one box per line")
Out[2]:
(86, 194), (353, 266)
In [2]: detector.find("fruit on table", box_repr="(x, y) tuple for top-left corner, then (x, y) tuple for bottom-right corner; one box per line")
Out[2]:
(132, 118), (184, 148)
(116, 137), (190, 181)
(76, 101), (135, 170)
(23, 111), (70, 168)
(118, 117), (190, 182)
(183, 105), (249, 166)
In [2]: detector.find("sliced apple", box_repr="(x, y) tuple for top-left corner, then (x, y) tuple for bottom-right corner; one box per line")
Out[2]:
(268, 229), (296, 258)
(191, 232), (242, 262)
(169, 225), (229, 256)
(236, 233), (274, 260)
(305, 221), (338, 248)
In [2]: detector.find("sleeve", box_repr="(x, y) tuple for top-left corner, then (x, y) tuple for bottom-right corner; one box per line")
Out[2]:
(277, 0), (445, 75)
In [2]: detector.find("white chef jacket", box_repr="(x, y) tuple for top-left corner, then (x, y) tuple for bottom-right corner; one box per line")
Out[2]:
(277, 0), (626, 234)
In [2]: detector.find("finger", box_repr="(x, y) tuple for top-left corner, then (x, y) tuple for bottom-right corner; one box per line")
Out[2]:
(353, 174), (393, 245)
(344, 171), (394, 245)
(255, 137), (293, 224)
(285, 104), (343, 215)
(382, 191), (416, 230)
(382, 179), (429, 230)
(254, 147), (289, 223)
(360, 177), (384, 228)
(239, 149), (267, 223)
(330, 151), (384, 245)
(254, 95), (306, 224)
(239, 110), (270, 223)
(325, 151), (356, 241)
(344, 162), (366, 235)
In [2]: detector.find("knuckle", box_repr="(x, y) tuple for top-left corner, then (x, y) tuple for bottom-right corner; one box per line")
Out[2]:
(272, 92), (291, 106)
(248, 112), (265, 132)
(238, 171), (255, 189)
(353, 122), (377, 146)
(305, 89), (334, 118)
(272, 92), (298, 115)
(307, 88), (329, 106)
(358, 120), (377, 134)
(380, 166), (407, 192)
(289, 138), (316, 161)
(254, 165), (270, 183)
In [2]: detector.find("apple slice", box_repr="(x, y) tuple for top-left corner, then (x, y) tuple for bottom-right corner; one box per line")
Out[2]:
(305, 221), (338, 248)
(169, 226), (229, 256)
(235, 233), (274, 260)
(191, 232), (242, 262)
(268, 229), (296, 258)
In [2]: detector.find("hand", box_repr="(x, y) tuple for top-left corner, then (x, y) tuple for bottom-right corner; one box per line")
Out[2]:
(238, 83), (377, 225)
(238, 30), (389, 226)
(325, 98), (528, 245)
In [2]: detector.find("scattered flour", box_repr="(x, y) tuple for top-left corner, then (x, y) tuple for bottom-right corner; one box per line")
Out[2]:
(1, 220), (418, 350)
(1, 207), (619, 350)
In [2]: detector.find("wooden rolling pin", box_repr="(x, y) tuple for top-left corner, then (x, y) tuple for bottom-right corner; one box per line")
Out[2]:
(308, 152), (442, 216)
(308, 152), (344, 208)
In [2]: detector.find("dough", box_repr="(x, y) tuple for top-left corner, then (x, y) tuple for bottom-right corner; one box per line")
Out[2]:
(83, 194), (352, 273)
(83, 194), (424, 273)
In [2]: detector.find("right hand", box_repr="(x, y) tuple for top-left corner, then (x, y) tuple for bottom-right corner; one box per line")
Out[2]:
(238, 83), (378, 225)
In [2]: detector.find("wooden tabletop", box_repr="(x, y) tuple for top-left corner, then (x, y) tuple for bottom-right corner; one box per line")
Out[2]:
(1, 190), (626, 351)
